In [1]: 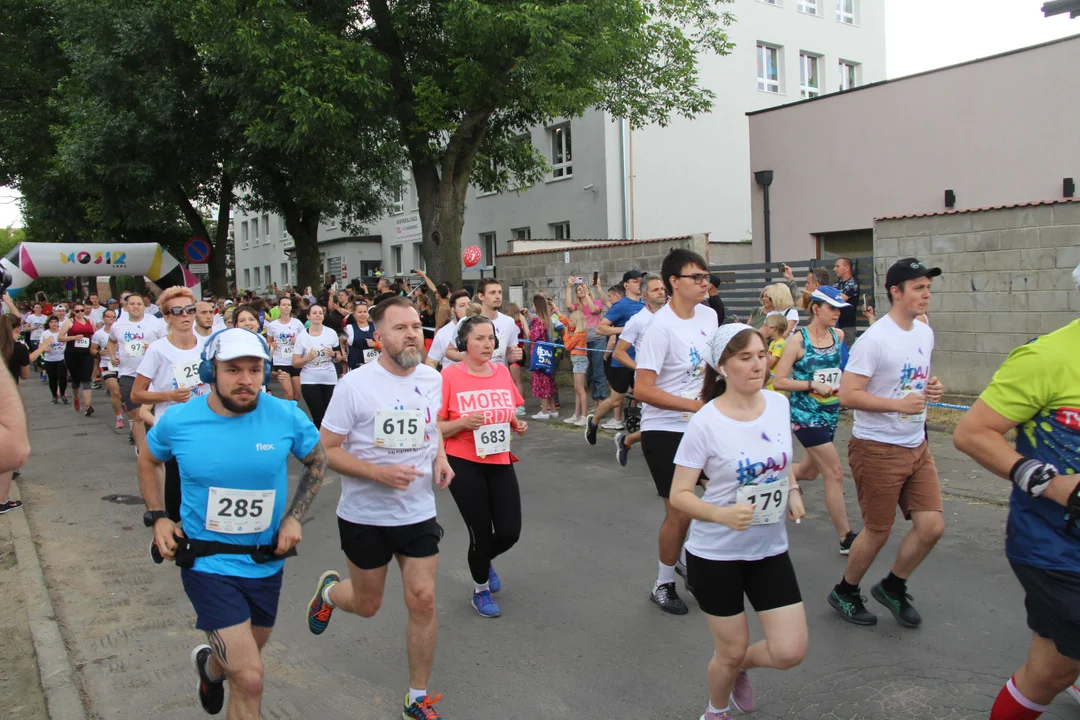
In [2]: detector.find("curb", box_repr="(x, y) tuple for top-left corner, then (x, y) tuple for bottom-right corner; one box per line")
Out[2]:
(8, 481), (89, 720)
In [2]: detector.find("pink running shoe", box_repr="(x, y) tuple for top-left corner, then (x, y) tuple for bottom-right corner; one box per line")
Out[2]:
(700, 709), (733, 720)
(114, 417), (126, 431)
(730, 670), (756, 713)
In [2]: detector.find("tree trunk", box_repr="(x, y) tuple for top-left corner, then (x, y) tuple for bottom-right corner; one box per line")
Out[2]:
(282, 206), (321, 295)
(108, 276), (118, 301)
(208, 173), (233, 297)
(414, 161), (472, 288)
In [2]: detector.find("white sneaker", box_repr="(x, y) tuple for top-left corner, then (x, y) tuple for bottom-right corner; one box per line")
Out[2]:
(574, 415), (589, 426)
(547, 412), (558, 420)
(600, 418), (625, 430)
(515, 406), (526, 416)
(531, 411), (551, 420)
(563, 415), (580, 424)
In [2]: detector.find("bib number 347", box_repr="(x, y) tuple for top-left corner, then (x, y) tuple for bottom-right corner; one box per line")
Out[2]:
(735, 476), (789, 526)
(374, 409), (425, 449)
(205, 487), (275, 534)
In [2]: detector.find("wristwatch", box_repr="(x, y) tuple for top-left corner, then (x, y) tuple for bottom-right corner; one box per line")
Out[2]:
(143, 510), (169, 527)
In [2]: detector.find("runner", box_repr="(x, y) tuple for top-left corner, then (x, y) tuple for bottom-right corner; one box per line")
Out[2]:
(108, 294), (168, 447)
(343, 300), (377, 371)
(305, 297), (453, 720)
(425, 290), (471, 370)
(138, 327), (326, 718)
(266, 297), (304, 401)
(91, 308), (126, 430)
(233, 305), (262, 335)
(583, 270), (645, 440)
(87, 293), (105, 328)
(669, 324), (807, 720)
(635, 249), (719, 614)
(195, 301), (217, 339)
(436, 315), (528, 618)
(953, 264), (1080, 720)
(829, 258), (945, 628)
(292, 305), (340, 429)
(476, 278), (524, 382)
(24, 302), (47, 382)
(58, 301), (97, 416)
(29, 316), (67, 403)
(610, 272), (667, 467)
(772, 286), (858, 553)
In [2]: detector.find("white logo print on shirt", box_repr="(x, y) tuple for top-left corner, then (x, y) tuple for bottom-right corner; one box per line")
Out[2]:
(255, 443), (276, 451)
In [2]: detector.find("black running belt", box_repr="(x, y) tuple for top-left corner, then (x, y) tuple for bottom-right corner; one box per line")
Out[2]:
(153, 535), (298, 568)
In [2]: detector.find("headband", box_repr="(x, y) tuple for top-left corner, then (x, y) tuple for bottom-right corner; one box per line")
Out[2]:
(706, 323), (755, 371)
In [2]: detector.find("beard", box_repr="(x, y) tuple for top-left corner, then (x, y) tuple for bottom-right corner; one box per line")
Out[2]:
(217, 387), (259, 414)
(391, 346), (423, 369)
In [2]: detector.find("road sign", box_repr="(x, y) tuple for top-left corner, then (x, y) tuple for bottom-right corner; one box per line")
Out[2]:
(188, 263), (208, 274)
(62, 279), (75, 291)
(183, 238), (211, 264)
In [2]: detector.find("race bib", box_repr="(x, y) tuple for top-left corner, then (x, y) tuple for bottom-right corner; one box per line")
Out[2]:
(492, 333), (506, 362)
(173, 360), (201, 389)
(205, 487), (275, 534)
(813, 367), (841, 390)
(31, 328), (42, 341)
(310, 346), (332, 366)
(374, 409), (425, 449)
(74, 337), (91, 349)
(126, 340), (146, 357)
(473, 423), (511, 457)
(278, 338), (294, 357)
(735, 476), (789, 526)
(363, 348), (379, 364)
(679, 390), (701, 421)
(899, 389), (926, 424)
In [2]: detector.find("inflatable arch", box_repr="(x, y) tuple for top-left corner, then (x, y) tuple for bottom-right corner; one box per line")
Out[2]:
(1, 242), (201, 299)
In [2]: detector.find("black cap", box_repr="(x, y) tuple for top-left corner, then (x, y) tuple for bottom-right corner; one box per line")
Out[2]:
(708, 274), (723, 289)
(885, 257), (942, 289)
(621, 270), (644, 284)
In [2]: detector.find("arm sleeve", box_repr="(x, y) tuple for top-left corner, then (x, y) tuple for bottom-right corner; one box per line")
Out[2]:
(506, 319), (520, 348)
(291, 403), (321, 458)
(673, 415), (708, 469)
(344, 325), (354, 345)
(136, 345), (160, 380)
(145, 411), (175, 462)
(634, 322), (670, 373)
(979, 343), (1051, 424)
(844, 333), (880, 379)
(321, 380), (360, 436)
(438, 369), (454, 420)
(620, 314), (641, 347)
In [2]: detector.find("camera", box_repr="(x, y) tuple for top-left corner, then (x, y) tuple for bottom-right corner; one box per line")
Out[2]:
(0, 265), (11, 296)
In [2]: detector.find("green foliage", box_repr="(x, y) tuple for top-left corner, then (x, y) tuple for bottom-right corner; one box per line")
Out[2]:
(0, 226), (26, 259)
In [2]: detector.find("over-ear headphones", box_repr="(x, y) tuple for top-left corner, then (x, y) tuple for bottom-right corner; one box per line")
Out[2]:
(198, 329), (273, 386)
(455, 316), (499, 353)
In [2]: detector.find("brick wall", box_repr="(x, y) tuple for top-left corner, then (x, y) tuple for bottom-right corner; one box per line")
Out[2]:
(873, 200), (1080, 395)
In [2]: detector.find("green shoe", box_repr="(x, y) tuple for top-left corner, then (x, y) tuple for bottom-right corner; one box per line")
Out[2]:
(871, 581), (922, 628)
(828, 587), (877, 626)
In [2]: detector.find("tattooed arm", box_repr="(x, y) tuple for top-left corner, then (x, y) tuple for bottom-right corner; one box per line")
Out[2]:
(274, 441), (327, 555)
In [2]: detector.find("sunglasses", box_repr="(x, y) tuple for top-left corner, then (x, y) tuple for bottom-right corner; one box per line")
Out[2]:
(166, 305), (198, 316)
(73, 308), (85, 313)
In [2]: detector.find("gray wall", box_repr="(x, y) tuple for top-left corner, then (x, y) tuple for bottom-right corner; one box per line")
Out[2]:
(873, 201), (1080, 395)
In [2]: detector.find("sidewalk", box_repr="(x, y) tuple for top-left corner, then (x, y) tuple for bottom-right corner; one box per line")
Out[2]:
(0, 508), (48, 720)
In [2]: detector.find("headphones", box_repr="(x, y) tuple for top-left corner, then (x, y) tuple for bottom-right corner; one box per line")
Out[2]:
(455, 316), (500, 353)
(198, 329), (273, 386)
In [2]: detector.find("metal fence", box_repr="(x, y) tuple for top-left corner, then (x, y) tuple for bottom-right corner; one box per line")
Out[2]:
(709, 256), (875, 330)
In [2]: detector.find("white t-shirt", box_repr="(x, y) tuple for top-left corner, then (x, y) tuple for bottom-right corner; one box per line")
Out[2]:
(675, 392), (793, 561)
(427, 319), (458, 368)
(767, 308), (801, 337)
(211, 315), (227, 333)
(618, 306), (658, 354)
(294, 328), (340, 385)
(635, 303), (719, 433)
(25, 313), (47, 342)
(845, 314), (935, 448)
(41, 330), (66, 362)
(137, 335), (211, 419)
(87, 306), (105, 328)
(110, 316), (168, 378)
(488, 312), (520, 366)
(147, 303), (160, 317)
(267, 318), (304, 367)
(321, 361), (443, 527)
(92, 328), (116, 370)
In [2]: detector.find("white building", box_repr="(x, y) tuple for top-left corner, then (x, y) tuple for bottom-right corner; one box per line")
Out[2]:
(234, 0), (885, 291)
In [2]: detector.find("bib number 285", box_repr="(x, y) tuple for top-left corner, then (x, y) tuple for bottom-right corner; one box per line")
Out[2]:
(205, 487), (275, 534)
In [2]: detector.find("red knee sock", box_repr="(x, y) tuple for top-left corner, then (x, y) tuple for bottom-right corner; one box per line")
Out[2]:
(990, 676), (1046, 720)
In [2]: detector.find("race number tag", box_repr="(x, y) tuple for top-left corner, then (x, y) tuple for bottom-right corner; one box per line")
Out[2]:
(492, 333), (506, 363)
(735, 476), (789, 526)
(173, 360), (201, 389)
(74, 337), (91, 349)
(310, 346), (332, 366)
(278, 338), (294, 357)
(813, 367), (841, 390)
(205, 487), (275, 534)
(126, 340), (146, 357)
(31, 328), (43, 341)
(374, 409), (425, 449)
(363, 348), (379, 364)
(679, 390), (701, 421)
(473, 423), (511, 457)
(899, 390), (926, 424)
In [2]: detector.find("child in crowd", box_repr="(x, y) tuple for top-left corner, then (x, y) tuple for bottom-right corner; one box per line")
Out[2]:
(761, 313), (790, 391)
(563, 310), (589, 426)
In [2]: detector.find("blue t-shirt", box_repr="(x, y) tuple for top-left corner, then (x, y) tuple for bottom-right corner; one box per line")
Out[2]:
(604, 296), (645, 368)
(146, 394), (321, 578)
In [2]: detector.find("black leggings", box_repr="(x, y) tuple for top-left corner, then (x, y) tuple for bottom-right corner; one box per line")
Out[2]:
(65, 351), (94, 388)
(300, 384), (336, 429)
(447, 456), (522, 584)
(45, 360), (68, 398)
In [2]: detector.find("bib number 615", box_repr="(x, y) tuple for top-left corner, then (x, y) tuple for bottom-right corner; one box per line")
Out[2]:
(383, 417), (419, 435)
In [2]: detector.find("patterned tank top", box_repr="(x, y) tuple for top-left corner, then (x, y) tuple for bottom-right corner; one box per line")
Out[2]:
(789, 326), (842, 428)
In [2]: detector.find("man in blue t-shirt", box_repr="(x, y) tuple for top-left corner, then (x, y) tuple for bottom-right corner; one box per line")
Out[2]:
(954, 266), (1080, 720)
(583, 269), (645, 441)
(139, 328), (326, 717)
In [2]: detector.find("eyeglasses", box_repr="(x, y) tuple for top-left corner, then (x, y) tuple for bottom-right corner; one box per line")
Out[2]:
(677, 273), (710, 285)
(166, 305), (198, 316)
(73, 309), (85, 313)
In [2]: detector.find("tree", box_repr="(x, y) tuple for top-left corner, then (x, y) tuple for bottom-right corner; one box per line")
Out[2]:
(359, 0), (735, 285)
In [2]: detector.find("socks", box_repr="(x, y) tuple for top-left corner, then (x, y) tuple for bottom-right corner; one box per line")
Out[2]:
(408, 688), (427, 704)
(474, 582), (490, 594)
(836, 576), (859, 595)
(707, 702), (730, 715)
(990, 676), (1046, 719)
(657, 561), (676, 586)
(322, 583), (337, 608)
(881, 572), (907, 596)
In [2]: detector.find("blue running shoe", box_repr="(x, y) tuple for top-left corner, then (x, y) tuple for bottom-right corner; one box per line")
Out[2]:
(471, 589), (502, 618)
(488, 564), (501, 594)
(402, 692), (443, 719)
(614, 432), (630, 467)
(307, 570), (340, 635)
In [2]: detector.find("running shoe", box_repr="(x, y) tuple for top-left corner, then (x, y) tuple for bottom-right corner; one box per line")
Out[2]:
(114, 417), (126, 430)
(307, 570), (340, 635)
(127, 431), (133, 445)
(471, 589), (501, 618)
(531, 411), (550, 420)
(92, 380), (101, 389)
(730, 670), (755, 713)
(190, 644), (225, 715)
(614, 432), (629, 467)
(51, 397), (58, 405)
(600, 418), (624, 431)
(700, 710), (733, 720)
(675, 560), (696, 601)
(650, 582), (689, 615)
(488, 564), (501, 594)
(839, 531), (858, 555)
(60, 395), (69, 404)
(562, 415), (580, 425)
(0, 500), (24, 514)
(584, 414), (598, 445)
(828, 587), (878, 626)
(73, 396), (80, 411)
(84, 405), (95, 417)
(403, 692), (443, 720)
(871, 581), (922, 628)
(40, 374), (47, 383)
(515, 406), (525, 416)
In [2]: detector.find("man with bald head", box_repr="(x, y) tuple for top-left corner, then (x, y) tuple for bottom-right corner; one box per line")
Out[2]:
(195, 301), (217, 339)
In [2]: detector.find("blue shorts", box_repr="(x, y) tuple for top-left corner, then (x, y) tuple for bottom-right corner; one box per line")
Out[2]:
(792, 424), (836, 449)
(181, 568), (283, 631)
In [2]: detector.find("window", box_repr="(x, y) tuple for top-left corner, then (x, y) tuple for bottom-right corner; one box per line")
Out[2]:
(413, 243), (425, 271)
(758, 0), (779, 4)
(757, 44), (780, 93)
(264, 265), (272, 287)
(254, 266), (261, 288)
(549, 221), (570, 240)
(391, 185), (404, 215)
(262, 214), (270, 239)
(241, 221), (249, 249)
(243, 268), (251, 289)
(480, 232), (496, 265)
(251, 217), (259, 241)
(280, 263), (289, 287)
(839, 60), (860, 90)
(550, 123), (572, 178)
(280, 217), (288, 238)
(836, 0), (854, 24)
(391, 245), (403, 275)
(800, 52), (821, 98)
(797, 0), (818, 14)
(512, 227), (531, 240)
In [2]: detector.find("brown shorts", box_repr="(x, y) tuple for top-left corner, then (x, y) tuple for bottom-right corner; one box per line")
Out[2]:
(849, 437), (943, 532)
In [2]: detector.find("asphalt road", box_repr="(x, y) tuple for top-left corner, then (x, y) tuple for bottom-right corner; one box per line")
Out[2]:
(13, 382), (1079, 720)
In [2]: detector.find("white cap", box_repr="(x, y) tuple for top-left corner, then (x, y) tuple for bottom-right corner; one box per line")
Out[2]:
(209, 329), (270, 362)
(223, 299), (234, 307)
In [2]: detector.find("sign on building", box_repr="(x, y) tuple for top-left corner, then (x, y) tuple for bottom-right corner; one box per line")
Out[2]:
(395, 212), (422, 244)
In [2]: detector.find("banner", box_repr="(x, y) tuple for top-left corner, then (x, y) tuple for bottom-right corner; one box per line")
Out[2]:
(1, 242), (201, 298)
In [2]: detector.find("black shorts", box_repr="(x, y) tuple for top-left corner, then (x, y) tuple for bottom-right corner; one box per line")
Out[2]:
(1011, 561), (1080, 660)
(338, 517), (443, 570)
(605, 365), (635, 394)
(65, 352), (95, 386)
(100, 368), (118, 381)
(118, 375), (139, 413)
(793, 424), (836, 449)
(641, 430), (683, 498)
(687, 551), (802, 618)
(181, 568), (283, 631)
(273, 364), (300, 378)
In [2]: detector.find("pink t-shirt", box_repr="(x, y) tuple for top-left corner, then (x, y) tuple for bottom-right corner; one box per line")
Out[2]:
(439, 362), (525, 464)
(570, 299), (604, 330)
